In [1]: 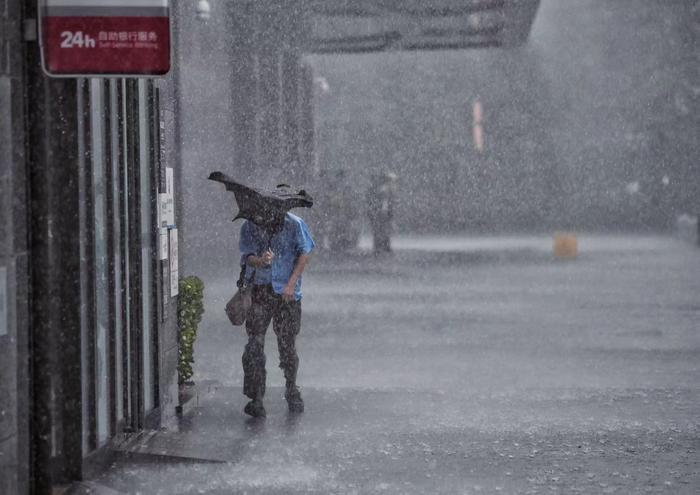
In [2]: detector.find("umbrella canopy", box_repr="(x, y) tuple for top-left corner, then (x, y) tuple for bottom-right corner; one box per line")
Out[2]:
(208, 171), (313, 232)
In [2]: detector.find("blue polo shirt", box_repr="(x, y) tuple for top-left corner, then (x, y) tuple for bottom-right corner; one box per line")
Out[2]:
(239, 213), (315, 301)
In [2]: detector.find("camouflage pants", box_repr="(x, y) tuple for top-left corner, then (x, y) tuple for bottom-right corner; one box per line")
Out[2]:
(242, 284), (301, 400)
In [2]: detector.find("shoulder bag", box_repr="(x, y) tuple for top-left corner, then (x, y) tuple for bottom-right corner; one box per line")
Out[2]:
(225, 264), (255, 326)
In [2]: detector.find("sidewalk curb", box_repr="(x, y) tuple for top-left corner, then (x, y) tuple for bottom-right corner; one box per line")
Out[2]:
(65, 481), (127, 495)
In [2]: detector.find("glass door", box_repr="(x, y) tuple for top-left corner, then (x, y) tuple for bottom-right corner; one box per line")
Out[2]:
(138, 79), (157, 415)
(78, 76), (160, 448)
(89, 78), (111, 446)
(123, 78), (159, 431)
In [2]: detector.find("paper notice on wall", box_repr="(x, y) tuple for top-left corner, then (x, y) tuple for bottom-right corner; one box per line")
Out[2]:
(166, 167), (174, 195)
(159, 228), (168, 260)
(158, 192), (174, 228)
(0, 267), (6, 336)
(158, 193), (166, 228)
(161, 167), (175, 227)
(169, 228), (179, 297)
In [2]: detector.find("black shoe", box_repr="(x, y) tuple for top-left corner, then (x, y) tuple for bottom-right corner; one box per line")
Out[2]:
(244, 399), (266, 418)
(286, 388), (304, 413)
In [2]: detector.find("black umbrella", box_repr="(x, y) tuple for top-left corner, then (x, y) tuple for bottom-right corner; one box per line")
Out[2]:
(208, 171), (313, 232)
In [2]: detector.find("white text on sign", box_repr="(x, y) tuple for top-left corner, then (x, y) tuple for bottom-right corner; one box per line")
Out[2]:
(60, 31), (96, 48)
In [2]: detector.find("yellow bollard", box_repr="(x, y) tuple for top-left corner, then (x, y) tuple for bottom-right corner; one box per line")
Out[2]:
(553, 233), (578, 259)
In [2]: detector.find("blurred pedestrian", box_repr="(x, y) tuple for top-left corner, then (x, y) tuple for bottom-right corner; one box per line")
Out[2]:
(367, 171), (397, 253)
(239, 212), (315, 417)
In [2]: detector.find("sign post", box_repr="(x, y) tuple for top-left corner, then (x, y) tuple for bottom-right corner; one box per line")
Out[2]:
(40, 0), (171, 76)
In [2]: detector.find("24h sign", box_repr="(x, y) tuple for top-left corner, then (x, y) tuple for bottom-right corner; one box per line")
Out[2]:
(40, 0), (171, 76)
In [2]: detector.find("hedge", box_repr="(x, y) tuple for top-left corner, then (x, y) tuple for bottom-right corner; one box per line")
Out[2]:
(177, 276), (205, 384)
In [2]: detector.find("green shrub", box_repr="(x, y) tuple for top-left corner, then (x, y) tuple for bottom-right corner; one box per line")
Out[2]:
(178, 276), (205, 384)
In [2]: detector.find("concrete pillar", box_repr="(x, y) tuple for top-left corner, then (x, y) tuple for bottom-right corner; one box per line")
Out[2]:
(228, 2), (259, 180)
(254, 4), (285, 177)
(0, 2), (31, 493)
(230, 0), (309, 185)
(281, 52), (301, 181)
(24, 0), (84, 487)
(298, 63), (317, 184)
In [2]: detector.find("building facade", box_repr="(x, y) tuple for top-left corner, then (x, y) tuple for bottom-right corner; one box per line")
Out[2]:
(1, 1), (181, 493)
(1, 0), (318, 492)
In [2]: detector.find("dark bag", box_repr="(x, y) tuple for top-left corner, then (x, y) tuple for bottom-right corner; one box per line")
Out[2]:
(225, 265), (255, 326)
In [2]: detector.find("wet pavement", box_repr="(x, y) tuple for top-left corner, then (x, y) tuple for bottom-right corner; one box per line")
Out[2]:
(91, 235), (700, 494)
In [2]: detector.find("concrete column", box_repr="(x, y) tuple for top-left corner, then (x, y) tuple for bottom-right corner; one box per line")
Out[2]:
(227, 1), (314, 187)
(0, 2), (31, 493)
(298, 63), (317, 185)
(158, 0), (185, 429)
(279, 1), (304, 183)
(256, 43), (283, 175)
(24, 3), (84, 489)
(281, 52), (301, 181)
(230, 2), (259, 180)
(252, 0), (303, 183)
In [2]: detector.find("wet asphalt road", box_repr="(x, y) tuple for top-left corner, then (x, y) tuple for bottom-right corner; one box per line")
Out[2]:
(96, 235), (700, 494)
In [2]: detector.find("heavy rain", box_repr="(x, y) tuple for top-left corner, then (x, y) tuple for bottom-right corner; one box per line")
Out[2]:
(1, 1), (699, 494)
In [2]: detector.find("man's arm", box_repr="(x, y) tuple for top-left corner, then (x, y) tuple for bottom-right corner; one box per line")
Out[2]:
(240, 221), (260, 267)
(240, 220), (274, 268)
(282, 254), (310, 301)
(282, 217), (315, 301)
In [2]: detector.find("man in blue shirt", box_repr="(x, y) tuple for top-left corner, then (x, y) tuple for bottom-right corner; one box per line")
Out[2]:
(239, 212), (315, 417)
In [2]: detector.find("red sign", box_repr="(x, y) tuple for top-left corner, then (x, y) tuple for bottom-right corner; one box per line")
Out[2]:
(41, 1), (170, 76)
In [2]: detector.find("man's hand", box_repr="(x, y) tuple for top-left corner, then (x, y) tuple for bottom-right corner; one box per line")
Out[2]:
(282, 283), (295, 302)
(248, 249), (274, 268)
(282, 253), (309, 302)
(261, 249), (274, 266)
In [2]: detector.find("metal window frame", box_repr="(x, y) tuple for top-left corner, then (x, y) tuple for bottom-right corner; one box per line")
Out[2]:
(119, 78), (132, 428)
(145, 79), (161, 423)
(103, 78), (119, 440)
(79, 77), (99, 454)
(110, 78), (130, 431)
(91, 77), (112, 447)
(124, 78), (145, 431)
